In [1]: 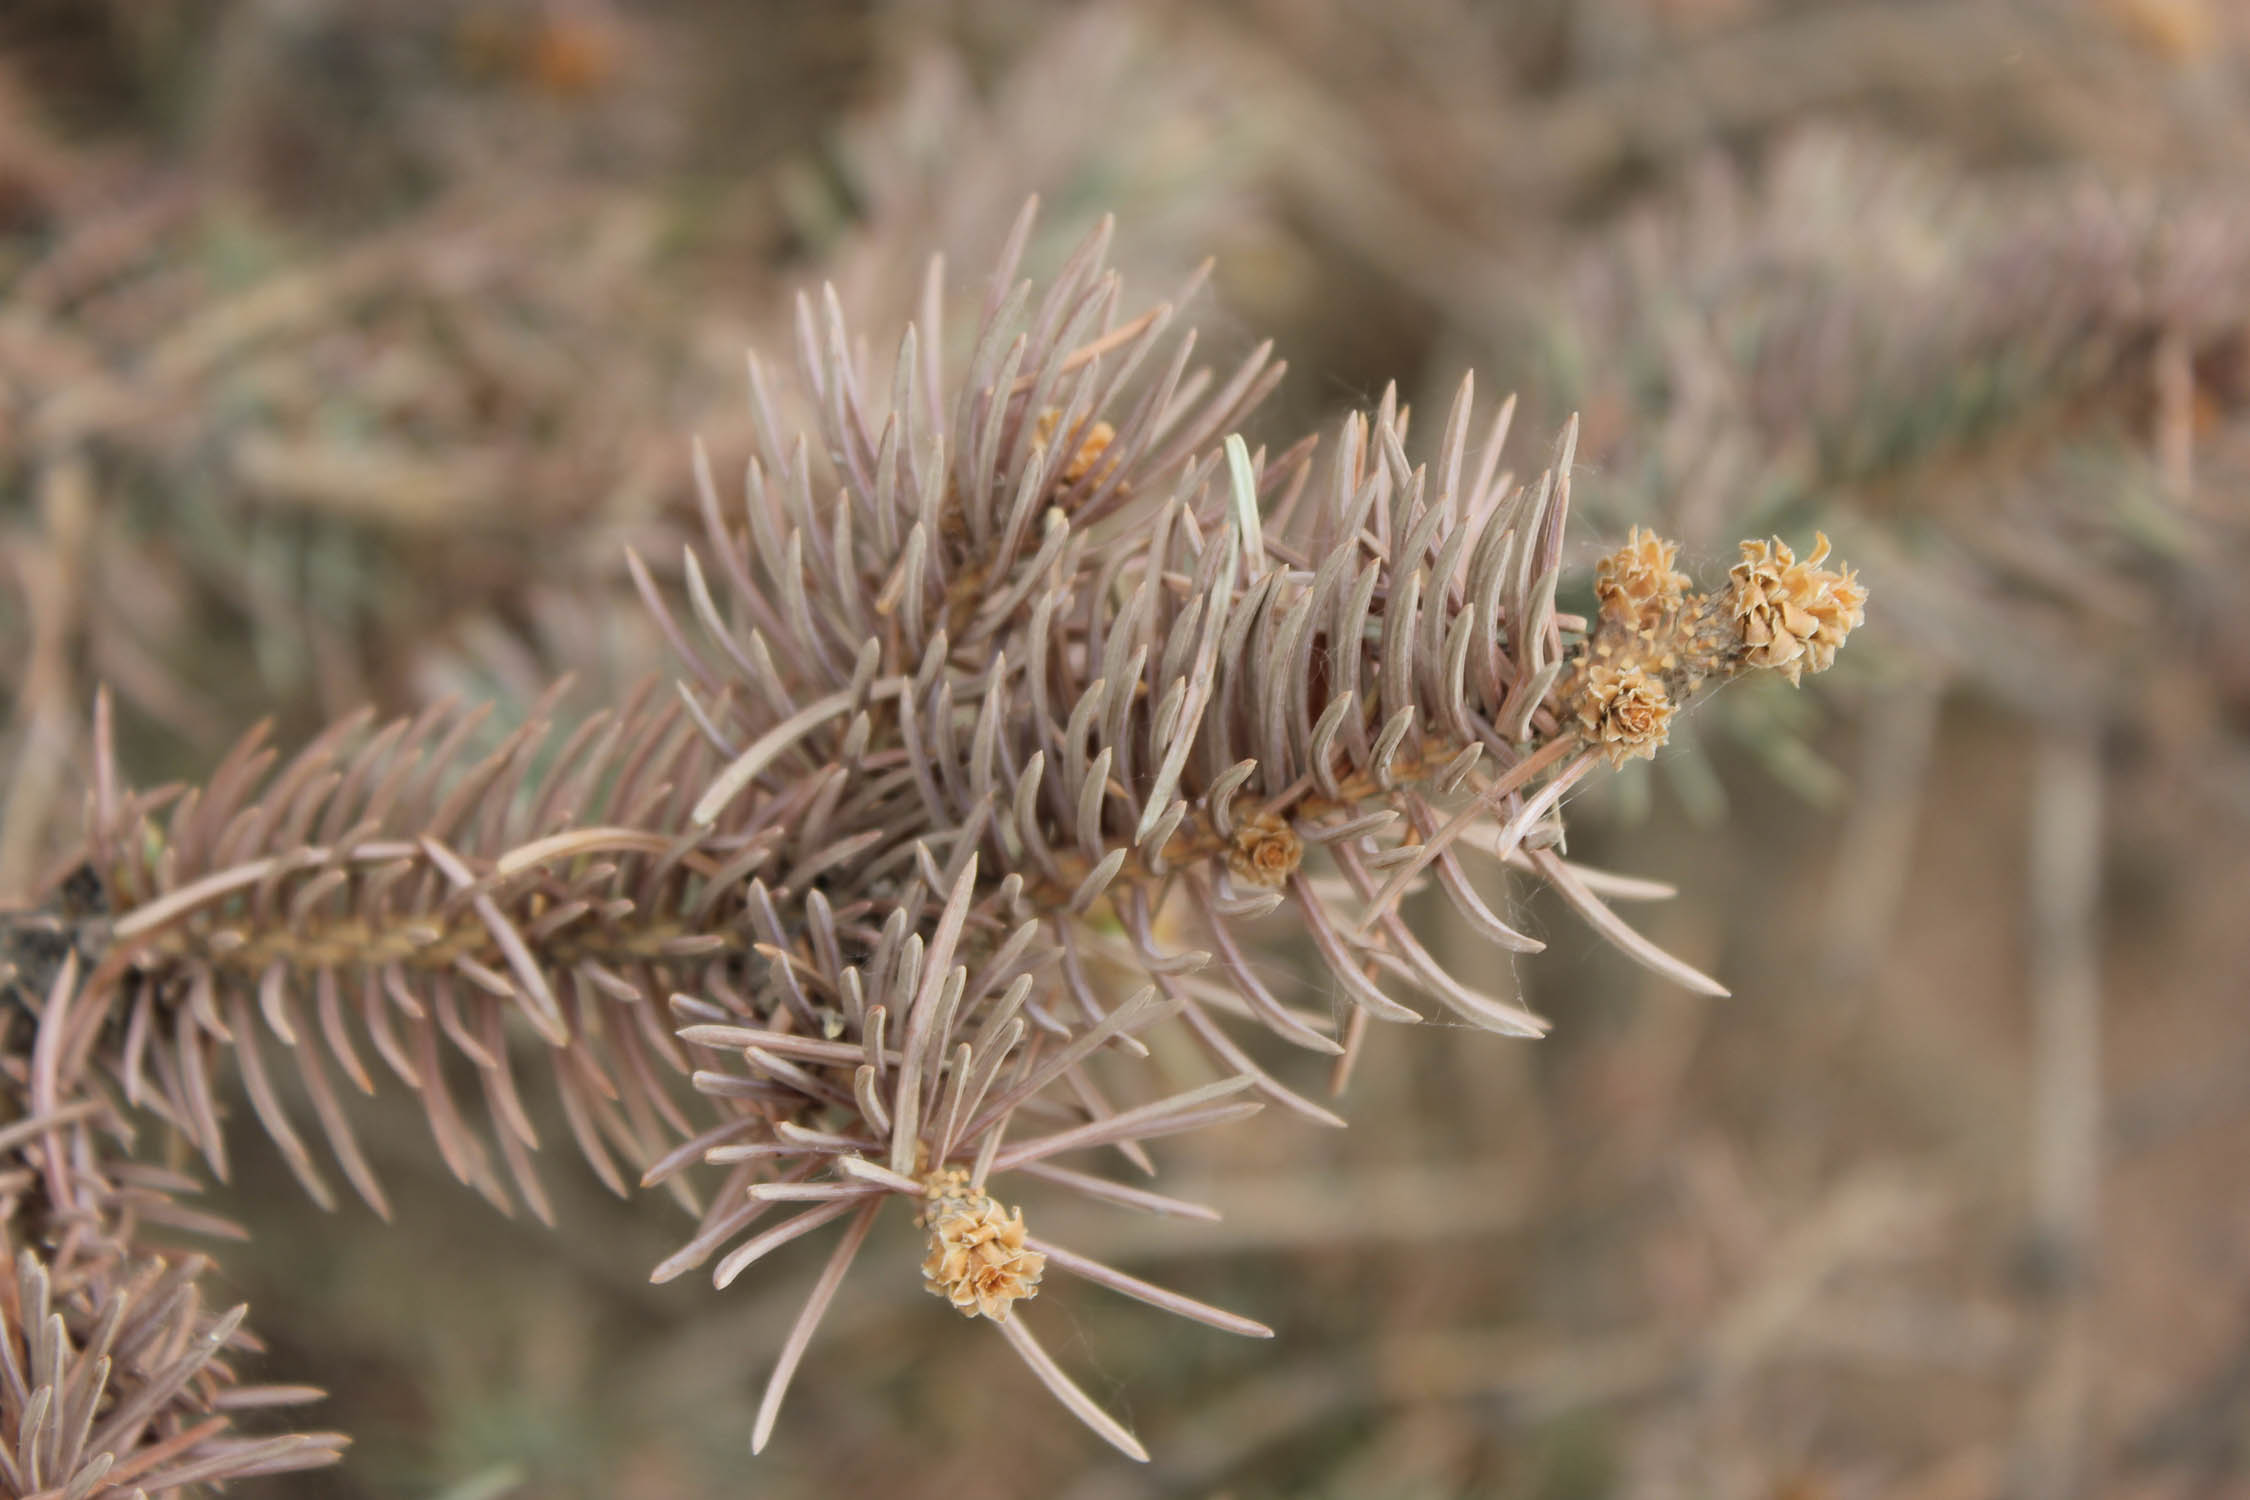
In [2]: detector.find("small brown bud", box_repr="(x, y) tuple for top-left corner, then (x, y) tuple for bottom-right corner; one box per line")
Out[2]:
(1726, 532), (1867, 685)
(1226, 811), (1303, 889)
(919, 1174), (1045, 1322)
(1595, 526), (1693, 633)
(936, 481), (971, 547)
(1033, 408), (1119, 490)
(1569, 663), (1675, 765)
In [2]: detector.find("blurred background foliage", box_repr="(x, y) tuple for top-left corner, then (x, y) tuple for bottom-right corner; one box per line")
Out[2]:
(4, 1), (2249, 1496)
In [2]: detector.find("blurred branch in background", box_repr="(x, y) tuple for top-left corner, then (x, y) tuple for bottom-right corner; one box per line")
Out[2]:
(2012, 728), (2104, 1500)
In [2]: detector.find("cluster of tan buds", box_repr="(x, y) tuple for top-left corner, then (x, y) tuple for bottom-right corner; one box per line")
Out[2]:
(1564, 526), (1865, 763)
